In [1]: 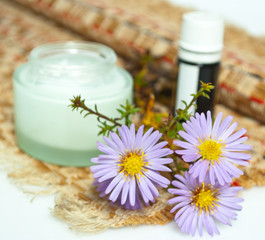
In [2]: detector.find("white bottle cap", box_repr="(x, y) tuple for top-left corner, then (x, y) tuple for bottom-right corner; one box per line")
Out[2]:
(179, 11), (224, 53)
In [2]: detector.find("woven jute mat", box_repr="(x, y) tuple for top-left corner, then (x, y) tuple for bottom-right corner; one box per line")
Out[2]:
(0, 0), (265, 233)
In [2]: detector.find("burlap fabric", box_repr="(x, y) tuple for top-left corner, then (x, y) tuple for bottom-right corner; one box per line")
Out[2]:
(0, 0), (264, 233)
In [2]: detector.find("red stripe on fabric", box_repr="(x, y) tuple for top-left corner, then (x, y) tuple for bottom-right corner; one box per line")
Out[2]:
(161, 56), (174, 64)
(250, 96), (264, 104)
(219, 83), (235, 93)
(232, 181), (240, 186)
(241, 134), (250, 139)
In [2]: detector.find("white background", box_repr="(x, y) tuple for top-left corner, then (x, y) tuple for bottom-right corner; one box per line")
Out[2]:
(1, 172), (265, 240)
(1, 0), (265, 240)
(169, 0), (265, 36)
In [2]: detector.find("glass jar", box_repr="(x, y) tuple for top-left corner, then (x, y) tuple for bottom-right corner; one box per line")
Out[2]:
(13, 42), (133, 167)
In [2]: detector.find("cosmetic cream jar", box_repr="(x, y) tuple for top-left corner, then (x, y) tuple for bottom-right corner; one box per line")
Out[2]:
(13, 42), (133, 166)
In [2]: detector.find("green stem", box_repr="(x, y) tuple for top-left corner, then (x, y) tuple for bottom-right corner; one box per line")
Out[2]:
(71, 96), (122, 127)
(167, 87), (205, 133)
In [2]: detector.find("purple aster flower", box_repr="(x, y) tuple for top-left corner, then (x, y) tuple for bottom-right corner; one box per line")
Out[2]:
(90, 124), (173, 209)
(168, 172), (243, 237)
(175, 111), (251, 185)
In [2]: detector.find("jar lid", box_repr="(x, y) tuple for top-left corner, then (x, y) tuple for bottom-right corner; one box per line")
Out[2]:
(14, 41), (133, 101)
(179, 11), (224, 53)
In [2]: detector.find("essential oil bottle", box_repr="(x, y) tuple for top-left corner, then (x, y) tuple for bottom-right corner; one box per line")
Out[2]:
(173, 11), (224, 114)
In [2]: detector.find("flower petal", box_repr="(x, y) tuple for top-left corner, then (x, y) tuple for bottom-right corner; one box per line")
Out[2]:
(144, 170), (170, 187)
(105, 173), (123, 193)
(211, 112), (223, 139)
(129, 178), (136, 206)
(121, 179), (130, 205)
(226, 128), (247, 144)
(109, 179), (125, 202)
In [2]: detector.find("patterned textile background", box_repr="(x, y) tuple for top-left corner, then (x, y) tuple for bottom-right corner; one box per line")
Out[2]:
(13, 0), (265, 124)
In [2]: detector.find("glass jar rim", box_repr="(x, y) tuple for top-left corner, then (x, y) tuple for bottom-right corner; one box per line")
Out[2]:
(29, 41), (117, 71)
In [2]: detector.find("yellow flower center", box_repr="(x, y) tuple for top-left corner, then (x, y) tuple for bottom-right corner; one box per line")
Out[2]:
(118, 151), (147, 179)
(191, 183), (219, 214)
(198, 139), (223, 162)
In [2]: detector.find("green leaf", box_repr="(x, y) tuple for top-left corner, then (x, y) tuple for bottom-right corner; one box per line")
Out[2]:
(94, 104), (98, 113)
